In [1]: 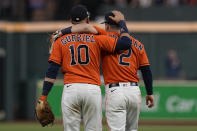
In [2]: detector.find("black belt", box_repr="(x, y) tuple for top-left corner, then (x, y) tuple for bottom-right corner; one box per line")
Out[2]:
(109, 82), (138, 88)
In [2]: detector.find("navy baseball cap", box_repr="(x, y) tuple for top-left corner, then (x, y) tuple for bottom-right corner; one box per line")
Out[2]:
(101, 12), (119, 26)
(70, 5), (89, 22)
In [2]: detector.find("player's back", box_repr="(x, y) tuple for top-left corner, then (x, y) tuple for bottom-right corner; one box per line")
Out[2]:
(96, 28), (150, 84)
(49, 33), (117, 85)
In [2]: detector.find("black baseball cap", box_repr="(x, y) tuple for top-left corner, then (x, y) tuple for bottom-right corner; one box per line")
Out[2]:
(101, 12), (119, 26)
(70, 5), (89, 22)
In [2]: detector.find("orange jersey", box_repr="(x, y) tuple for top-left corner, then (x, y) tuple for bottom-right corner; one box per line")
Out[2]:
(49, 33), (117, 85)
(94, 26), (150, 84)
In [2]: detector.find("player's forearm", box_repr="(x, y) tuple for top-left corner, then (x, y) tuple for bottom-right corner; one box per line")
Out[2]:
(114, 20), (132, 51)
(111, 16), (132, 51)
(73, 24), (98, 34)
(119, 20), (130, 38)
(139, 65), (153, 95)
(61, 24), (97, 35)
(40, 80), (54, 101)
(40, 62), (60, 100)
(115, 36), (132, 52)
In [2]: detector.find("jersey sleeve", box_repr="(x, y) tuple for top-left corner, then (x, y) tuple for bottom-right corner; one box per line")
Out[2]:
(93, 26), (108, 35)
(96, 35), (117, 52)
(138, 42), (150, 67)
(48, 40), (62, 65)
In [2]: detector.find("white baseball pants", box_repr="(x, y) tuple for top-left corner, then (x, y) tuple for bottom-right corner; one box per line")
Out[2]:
(61, 83), (102, 131)
(105, 82), (142, 131)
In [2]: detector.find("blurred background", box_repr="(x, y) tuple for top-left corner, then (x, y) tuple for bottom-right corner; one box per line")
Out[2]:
(0, 0), (197, 130)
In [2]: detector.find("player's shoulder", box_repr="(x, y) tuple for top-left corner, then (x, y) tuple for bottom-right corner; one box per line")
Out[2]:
(129, 34), (143, 45)
(94, 34), (117, 43)
(93, 34), (109, 39)
(93, 25), (102, 30)
(106, 32), (119, 39)
(130, 35), (145, 51)
(52, 36), (62, 45)
(93, 26), (109, 35)
(93, 26), (106, 31)
(55, 34), (67, 44)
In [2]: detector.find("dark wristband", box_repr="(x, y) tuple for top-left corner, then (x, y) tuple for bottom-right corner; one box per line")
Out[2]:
(42, 81), (54, 96)
(61, 26), (72, 35)
(118, 20), (129, 34)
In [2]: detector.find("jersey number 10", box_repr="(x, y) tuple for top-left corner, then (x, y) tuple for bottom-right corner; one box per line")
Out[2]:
(69, 45), (90, 65)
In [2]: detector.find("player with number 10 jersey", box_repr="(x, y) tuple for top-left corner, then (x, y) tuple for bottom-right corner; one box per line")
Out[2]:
(49, 33), (118, 86)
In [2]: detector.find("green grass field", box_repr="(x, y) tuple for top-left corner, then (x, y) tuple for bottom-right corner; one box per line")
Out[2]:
(1, 123), (197, 131)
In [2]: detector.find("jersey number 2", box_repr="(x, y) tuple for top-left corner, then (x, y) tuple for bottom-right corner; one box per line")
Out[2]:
(119, 48), (132, 66)
(69, 45), (89, 65)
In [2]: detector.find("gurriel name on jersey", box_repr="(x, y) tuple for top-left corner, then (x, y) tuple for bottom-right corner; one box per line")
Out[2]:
(61, 34), (95, 45)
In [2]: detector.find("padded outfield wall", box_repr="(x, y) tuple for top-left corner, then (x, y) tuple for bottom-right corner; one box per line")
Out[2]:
(37, 80), (197, 119)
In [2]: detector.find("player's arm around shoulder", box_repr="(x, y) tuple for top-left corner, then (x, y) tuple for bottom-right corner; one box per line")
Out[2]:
(94, 32), (131, 53)
(50, 24), (98, 49)
(68, 24), (98, 34)
(60, 24), (98, 36)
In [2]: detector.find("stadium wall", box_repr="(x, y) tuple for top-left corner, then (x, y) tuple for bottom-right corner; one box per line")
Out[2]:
(0, 21), (197, 120)
(37, 80), (197, 119)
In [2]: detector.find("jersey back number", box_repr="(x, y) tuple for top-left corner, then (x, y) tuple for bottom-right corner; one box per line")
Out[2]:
(119, 48), (132, 66)
(69, 44), (90, 65)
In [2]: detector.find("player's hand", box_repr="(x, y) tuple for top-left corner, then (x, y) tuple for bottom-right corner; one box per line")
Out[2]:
(49, 30), (62, 54)
(109, 10), (125, 23)
(35, 95), (55, 127)
(146, 95), (154, 108)
(39, 95), (47, 101)
(50, 30), (62, 43)
(35, 99), (55, 127)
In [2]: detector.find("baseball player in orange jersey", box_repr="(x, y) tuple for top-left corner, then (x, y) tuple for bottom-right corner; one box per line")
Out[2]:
(58, 11), (154, 131)
(38, 5), (132, 131)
